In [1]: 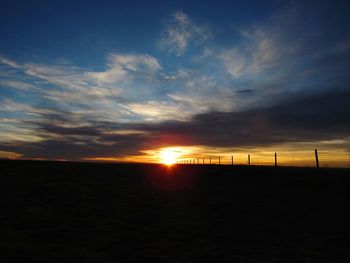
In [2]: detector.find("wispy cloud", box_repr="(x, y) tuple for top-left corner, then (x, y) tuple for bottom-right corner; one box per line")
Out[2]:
(0, 56), (21, 69)
(123, 101), (190, 121)
(0, 79), (38, 91)
(159, 11), (210, 56)
(0, 52), (166, 122)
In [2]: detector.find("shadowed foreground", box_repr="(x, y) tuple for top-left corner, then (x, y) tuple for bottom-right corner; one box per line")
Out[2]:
(0, 160), (349, 262)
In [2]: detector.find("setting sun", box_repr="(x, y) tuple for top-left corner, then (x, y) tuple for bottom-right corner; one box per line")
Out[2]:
(160, 148), (179, 165)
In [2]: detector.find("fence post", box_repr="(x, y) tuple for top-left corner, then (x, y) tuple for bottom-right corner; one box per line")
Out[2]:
(274, 152), (277, 167)
(231, 155), (233, 165)
(210, 157), (211, 165)
(203, 158), (204, 164)
(315, 149), (319, 168)
(219, 157), (221, 165)
(248, 154), (251, 166)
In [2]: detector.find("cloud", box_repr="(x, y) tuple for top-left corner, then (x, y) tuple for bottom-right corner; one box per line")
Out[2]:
(0, 52), (166, 122)
(109, 53), (162, 72)
(217, 22), (298, 80)
(85, 53), (161, 86)
(219, 49), (246, 78)
(0, 79), (38, 91)
(123, 101), (190, 121)
(134, 88), (350, 148)
(0, 56), (21, 69)
(159, 11), (210, 56)
(0, 88), (349, 160)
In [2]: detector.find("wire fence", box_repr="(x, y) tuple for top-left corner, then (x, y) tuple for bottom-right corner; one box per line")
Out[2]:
(177, 149), (350, 168)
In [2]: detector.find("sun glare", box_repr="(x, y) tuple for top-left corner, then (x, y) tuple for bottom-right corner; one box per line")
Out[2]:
(160, 148), (178, 165)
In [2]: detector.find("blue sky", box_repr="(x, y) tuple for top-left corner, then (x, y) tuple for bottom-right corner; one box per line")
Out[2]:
(0, 0), (349, 163)
(0, 0), (277, 60)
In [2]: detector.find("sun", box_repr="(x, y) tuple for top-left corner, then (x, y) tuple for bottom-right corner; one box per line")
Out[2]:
(160, 148), (178, 165)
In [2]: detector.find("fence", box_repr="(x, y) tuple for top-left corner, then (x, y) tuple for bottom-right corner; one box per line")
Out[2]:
(176, 149), (350, 168)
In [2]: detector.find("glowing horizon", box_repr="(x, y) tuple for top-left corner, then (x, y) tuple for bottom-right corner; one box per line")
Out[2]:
(31, 142), (348, 168)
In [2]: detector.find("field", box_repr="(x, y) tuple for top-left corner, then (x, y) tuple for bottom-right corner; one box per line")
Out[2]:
(0, 160), (349, 262)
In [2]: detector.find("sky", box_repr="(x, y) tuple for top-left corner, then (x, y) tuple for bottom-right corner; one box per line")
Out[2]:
(0, 0), (349, 166)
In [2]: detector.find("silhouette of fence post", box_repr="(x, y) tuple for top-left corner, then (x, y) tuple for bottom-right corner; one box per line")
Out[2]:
(248, 154), (251, 166)
(210, 157), (211, 165)
(219, 157), (221, 165)
(274, 152), (277, 167)
(231, 155), (233, 165)
(315, 149), (319, 168)
(203, 158), (204, 164)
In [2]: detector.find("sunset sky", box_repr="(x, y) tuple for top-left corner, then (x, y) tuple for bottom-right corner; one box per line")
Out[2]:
(0, 0), (349, 166)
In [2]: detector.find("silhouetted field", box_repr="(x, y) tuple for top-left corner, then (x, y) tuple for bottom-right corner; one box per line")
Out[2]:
(0, 160), (349, 262)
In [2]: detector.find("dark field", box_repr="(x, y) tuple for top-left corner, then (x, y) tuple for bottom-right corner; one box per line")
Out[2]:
(0, 160), (349, 262)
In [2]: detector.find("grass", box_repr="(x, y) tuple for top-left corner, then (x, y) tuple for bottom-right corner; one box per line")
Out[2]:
(0, 160), (349, 262)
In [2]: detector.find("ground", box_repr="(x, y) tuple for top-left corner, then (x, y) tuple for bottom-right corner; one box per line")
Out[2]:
(0, 160), (349, 262)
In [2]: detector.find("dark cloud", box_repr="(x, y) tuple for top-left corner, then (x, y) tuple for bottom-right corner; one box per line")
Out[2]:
(237, 89), (255, 94)
(1, 88), (349, 160)
(138, 88), (350, 148)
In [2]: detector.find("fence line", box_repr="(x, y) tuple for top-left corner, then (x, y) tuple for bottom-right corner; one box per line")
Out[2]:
(176, 148), (350, 168)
